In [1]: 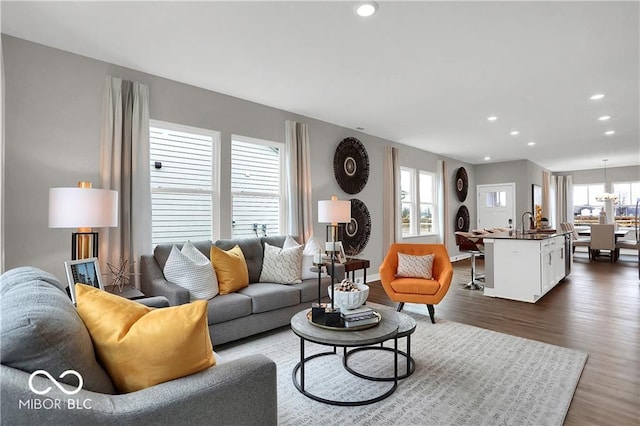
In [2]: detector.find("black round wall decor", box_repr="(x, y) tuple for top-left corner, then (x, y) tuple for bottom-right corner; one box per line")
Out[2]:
(333, 137), (369, 194)
(455, 205), (470, 232)
(455, 167), (469, 202)
(342, 198), (371, 256)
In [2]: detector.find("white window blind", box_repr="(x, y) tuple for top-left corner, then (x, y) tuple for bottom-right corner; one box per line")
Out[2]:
(149, 121), (219, 246)
(231, 136), (283, 238)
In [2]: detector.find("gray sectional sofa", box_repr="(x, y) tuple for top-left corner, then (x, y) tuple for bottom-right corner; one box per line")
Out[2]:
(0, 267), (277, 426)
(141, 236), (344, 346)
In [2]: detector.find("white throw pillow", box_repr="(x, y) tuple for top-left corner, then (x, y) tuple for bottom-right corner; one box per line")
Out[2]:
(163, 241), (219, 301)
(259, 242), (303, 284)
(301, 236), (327, 279)
(282, 235), (300, 250)
(396, 253), (435, 279)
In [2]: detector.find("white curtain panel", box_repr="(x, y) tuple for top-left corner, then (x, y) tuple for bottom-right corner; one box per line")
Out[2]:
(285, 120), (313, 243)
(99, 76), (151, 287)
(382, 146), (400, 253)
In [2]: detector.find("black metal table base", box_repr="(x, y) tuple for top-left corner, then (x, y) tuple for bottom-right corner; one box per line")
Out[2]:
(343, 342), (415, 381)
(292, 337), (398, 406)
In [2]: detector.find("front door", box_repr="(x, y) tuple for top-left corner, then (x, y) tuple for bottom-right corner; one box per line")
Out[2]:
(477, 183), (516, 230)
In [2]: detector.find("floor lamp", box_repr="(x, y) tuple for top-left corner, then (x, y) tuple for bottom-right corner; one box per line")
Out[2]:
(317, 196), (351, 326)
(49, 182), (118, 260)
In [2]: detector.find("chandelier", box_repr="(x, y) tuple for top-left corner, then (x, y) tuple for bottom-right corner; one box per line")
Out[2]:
(595, 159), (619, 203)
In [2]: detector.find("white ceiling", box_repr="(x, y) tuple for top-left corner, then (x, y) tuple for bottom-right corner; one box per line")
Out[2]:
(2, 1), (639, 172)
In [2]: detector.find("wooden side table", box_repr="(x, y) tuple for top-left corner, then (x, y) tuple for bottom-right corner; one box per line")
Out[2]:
(343, 257), (370, 284)
(105, 284), (145, 300)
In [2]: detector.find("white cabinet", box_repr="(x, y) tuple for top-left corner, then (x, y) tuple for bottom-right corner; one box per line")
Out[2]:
(486, 235), (566, 303)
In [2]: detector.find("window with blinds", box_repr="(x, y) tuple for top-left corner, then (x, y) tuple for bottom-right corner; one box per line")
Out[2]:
(231, 136), (284, 238)
(149, 121), (220, 246)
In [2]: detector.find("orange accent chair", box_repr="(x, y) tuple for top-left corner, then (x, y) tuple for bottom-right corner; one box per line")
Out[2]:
(379, 244), (453, 324)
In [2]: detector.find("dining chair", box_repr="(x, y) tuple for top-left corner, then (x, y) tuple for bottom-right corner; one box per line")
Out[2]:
(560, 222), (591, 259)
(590, 224), (616, 262)
(615, 218), (639, 275)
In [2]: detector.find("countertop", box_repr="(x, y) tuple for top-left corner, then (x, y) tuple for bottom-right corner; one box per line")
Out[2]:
(483, 231), (570, 241)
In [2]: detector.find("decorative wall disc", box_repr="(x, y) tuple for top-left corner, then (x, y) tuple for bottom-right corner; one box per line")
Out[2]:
(342, 198), (371, 256)
(333, 137), (369, 194)
(455, 205), (470, 232)
(455, 167), (469, 202)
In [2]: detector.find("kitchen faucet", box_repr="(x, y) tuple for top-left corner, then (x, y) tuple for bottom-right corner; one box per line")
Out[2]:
(521, 211), (533, 235)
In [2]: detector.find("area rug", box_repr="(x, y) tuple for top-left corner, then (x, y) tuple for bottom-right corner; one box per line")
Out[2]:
(216, 305), (587, 426)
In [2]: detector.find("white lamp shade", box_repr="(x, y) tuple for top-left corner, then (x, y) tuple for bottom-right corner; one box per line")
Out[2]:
(318, 197), (351, 224)
(49, 187), (119, 228)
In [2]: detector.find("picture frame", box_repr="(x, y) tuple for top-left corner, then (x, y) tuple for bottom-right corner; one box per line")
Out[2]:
(532, 184), (542, 211)
(64, 257), (104, 304)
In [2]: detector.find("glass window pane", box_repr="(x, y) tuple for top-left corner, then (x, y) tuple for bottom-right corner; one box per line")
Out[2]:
(149, 123), (217, 246)
(401, 203), (412, 237)
(420, 203), (433, 233)
(232, 195), (280, 238)
(573, 185), (588, 206)
(400, 169), (412, 202)
(588, 184), (605, 206)
(485, 191), (506, 207)
(231, 137), (283, 239)
(613, 183), (631, 206)
(419, 172), (433, 203)
(231, 140), (280, 195)
(631, 182), (640, 204)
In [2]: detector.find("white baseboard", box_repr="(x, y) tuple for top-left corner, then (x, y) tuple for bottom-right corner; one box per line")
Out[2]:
(365, 272), (380, 283)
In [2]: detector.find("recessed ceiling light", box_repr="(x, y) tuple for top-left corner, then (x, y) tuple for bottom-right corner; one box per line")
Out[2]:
(598, 115), (611, 121)
(510, 130), (520, 136)
(487, 116), (498, 122)
(604, 130), (615, 135)
(590, 93), (605, 100)
(484, 156), (491, 161)
(355, 2), (378, 17)
(527, 141), (536, 146)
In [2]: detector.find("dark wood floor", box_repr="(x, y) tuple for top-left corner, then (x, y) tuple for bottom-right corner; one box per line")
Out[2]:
(368, 251), (640, 426)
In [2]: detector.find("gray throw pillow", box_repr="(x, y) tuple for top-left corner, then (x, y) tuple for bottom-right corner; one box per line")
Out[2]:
(0, 267), (115, 394)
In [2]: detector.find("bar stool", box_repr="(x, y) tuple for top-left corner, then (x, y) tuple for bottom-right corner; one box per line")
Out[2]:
(455, 231), (485, 290)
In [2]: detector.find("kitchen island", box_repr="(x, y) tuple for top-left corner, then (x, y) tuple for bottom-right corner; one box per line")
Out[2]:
(482, 232), (571, 303)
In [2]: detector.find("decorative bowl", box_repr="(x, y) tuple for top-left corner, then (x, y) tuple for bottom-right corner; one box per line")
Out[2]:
(327, 282), (369, 310)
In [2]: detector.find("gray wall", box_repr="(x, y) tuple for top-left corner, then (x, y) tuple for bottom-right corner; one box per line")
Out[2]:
(557, 165), (640, 191)
(475, 159), (547, 229)
(2, 35), (471, 281)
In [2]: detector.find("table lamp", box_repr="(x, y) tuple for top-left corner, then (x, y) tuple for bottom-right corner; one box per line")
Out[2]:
(49, 181), (118, 260)
(317, 196), (351, 325)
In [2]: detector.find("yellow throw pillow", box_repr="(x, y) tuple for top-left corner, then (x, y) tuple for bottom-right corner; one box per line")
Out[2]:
(75, 283), (215, 393)
(210, 245), (249, 294)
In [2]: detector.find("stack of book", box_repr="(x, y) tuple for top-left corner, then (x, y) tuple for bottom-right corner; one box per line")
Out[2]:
(341, 306), (378, 328)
